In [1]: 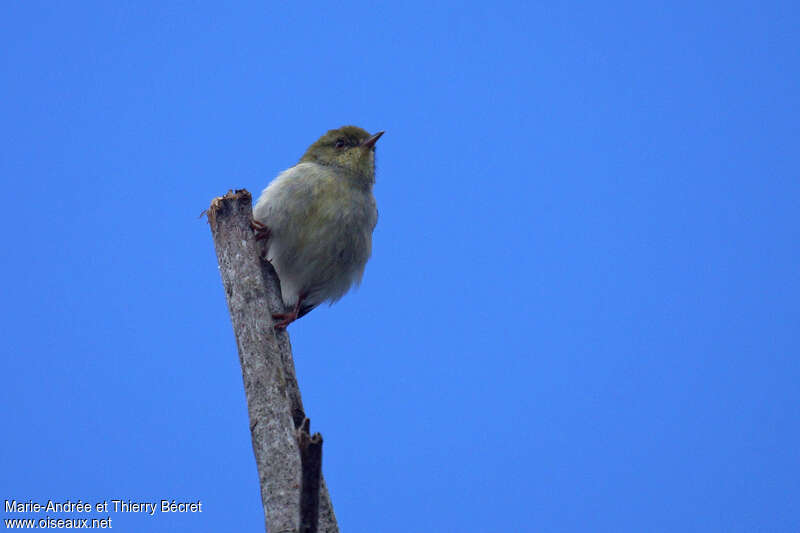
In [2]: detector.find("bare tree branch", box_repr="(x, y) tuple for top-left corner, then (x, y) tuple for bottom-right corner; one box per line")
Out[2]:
(297, 418), (323, 533)
(207, 190), (338, 533)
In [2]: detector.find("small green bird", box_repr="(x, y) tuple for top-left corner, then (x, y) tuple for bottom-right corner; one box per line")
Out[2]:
(252, 126), (384, 328)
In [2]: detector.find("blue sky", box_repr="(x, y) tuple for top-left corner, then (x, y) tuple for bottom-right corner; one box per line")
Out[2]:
(2, 1), (798, 531)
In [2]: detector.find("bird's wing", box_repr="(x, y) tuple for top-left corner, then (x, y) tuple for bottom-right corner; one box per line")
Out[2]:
(253, 163), (332, 230)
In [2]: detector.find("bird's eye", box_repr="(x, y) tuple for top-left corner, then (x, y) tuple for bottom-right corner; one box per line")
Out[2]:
(334, 139), (346, 149)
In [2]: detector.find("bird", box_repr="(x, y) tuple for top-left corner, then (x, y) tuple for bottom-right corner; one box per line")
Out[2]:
(252, 126), (384, 329)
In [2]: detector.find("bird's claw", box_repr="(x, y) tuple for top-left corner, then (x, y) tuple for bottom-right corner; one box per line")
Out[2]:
(272, 311), (299, 330)
(250, 219), (271, 241)
(272, 296), (305, 330)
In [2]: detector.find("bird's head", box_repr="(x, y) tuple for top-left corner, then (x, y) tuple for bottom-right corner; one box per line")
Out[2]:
(300, 126), (384, 183)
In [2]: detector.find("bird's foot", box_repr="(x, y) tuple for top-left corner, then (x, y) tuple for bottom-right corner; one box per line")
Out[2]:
(272, 296), (306, 330)
(250, 219), (271, 241)
(271, 310), (299, 330)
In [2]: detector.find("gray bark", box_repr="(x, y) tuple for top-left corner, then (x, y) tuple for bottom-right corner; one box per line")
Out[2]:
(207, 190), (338, 533)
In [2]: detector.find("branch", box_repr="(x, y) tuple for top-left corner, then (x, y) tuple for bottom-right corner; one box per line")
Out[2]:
(297, 418), (323, 533)
(207, 190), (338, 533)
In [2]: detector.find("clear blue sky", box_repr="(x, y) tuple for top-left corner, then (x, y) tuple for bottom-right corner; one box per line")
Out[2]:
(2, 1), (798, 531)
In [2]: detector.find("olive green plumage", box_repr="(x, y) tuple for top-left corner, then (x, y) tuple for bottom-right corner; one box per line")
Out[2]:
(253, 126), (384, 328)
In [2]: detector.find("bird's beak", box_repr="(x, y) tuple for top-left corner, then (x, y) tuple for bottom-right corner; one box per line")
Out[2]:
(361, 130), (385, 149)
